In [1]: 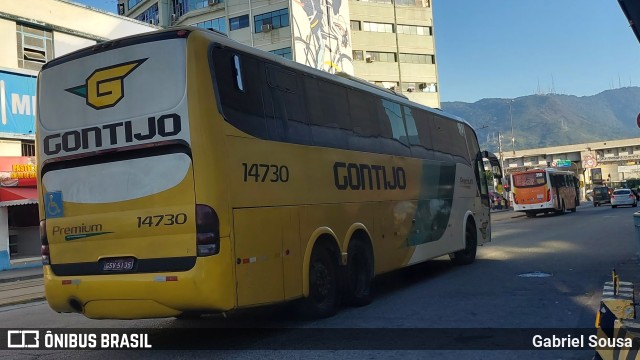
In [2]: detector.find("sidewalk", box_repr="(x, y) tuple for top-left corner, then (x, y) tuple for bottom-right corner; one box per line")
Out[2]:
(0, 265), (44, 307)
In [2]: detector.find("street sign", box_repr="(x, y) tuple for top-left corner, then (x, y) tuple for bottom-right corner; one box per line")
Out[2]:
(556, 159), (571, 167)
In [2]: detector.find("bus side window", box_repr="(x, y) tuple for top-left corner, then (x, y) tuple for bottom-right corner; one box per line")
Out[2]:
(403, 106), (426, 159)
(348, 89), (380, 153)
(304, 76), (350, 150)
(210, 49), (268, 139)
(412, 108), (435, 159)
(264, 64), (311, 144)
(233, 55), (244, 91)
(377, 99), (410, 157)
(429, 115), (454, 164)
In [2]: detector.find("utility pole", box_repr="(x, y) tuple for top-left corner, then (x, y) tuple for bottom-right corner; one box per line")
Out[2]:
(498, 131), (505, 195)
(509, 99), (515, 155)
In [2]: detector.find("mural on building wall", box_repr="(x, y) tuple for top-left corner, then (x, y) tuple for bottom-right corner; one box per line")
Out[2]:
(0, 70), (37, 136)
(292, 0), (354, 75)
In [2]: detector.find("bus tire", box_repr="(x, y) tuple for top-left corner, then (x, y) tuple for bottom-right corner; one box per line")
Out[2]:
(299, 244), (340, 318)
(450, 221), (477, 265)
(344, 239), (374, 307)
(525, 212), (536, 218)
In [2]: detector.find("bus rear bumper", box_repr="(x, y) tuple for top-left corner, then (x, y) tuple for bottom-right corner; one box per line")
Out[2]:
(43, 256), (236, 319)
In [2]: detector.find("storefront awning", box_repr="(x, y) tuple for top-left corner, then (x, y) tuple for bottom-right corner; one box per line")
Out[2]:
(0, 187), (38, 206)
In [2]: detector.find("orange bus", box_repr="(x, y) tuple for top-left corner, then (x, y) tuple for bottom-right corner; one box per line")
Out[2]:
(510, 168), (579, 218)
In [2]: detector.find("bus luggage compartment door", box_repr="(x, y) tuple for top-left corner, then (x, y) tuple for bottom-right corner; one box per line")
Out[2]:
(233, 207), (302, 307)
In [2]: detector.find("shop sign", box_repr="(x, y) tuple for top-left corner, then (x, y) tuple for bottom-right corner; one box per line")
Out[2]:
(10, 164), (35, 179)
(0, 156), (36, 187)
(0, 70), (37, 136)
(596, 154), (640, 162)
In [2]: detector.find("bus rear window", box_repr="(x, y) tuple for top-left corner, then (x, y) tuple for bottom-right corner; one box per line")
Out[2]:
(513, 172), (546, 188)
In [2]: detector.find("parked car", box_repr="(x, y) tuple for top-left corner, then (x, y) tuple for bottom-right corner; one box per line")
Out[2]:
(592, 186), (611, 207)
(611, 188), (638, 208)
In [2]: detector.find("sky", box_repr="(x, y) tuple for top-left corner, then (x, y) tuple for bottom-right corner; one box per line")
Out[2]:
(74, 0), (640, 103)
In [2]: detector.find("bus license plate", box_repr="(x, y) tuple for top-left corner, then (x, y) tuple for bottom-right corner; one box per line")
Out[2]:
(102, 258), (135, 272)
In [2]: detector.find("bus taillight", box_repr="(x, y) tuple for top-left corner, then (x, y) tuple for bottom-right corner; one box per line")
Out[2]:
(547, 189), (551, 202)
(40, 220), (50, 265)
(196, 204), (220, 256)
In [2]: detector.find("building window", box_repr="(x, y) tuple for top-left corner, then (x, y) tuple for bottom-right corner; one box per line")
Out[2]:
(270, 47), (292, 60)
(128, 0), (144, 10)
(21, 142), (35, 157)
(374, 81), (399, 90)
(419, 82), (438, 92)
(366, 51), (397, 63)
(396, 0), (430, 7)
(16, 24), (53, 71)
(134, 3), (159, 25)
(171, 0), (225, 19)
(399, 53), (435, 64)
(255, 9), (289, 33)
(362, 22), (394, 33)
(350, 21), (361, 31)
(397, 24), (432, 36)
(352, 50), (364, 61)
(193, 17), (227, 34)
(230, 15), (249, 31)
(358, 0), (392, 4)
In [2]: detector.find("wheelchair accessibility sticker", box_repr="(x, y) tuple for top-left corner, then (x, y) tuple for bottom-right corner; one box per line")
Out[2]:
(45, 191), (63, 218)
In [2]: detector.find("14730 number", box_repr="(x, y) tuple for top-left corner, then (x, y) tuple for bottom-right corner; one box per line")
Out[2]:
(137, 213), (187, 228)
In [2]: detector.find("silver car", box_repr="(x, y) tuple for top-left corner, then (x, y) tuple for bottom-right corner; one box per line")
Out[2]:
(611, 189), (638, 208)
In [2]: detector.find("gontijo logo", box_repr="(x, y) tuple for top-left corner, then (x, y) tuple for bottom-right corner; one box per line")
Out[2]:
(65, 58), (147, 110)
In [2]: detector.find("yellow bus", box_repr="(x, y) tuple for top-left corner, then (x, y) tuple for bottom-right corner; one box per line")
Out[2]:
(37, 28), (496, 320)
(510, 168), (579, 217)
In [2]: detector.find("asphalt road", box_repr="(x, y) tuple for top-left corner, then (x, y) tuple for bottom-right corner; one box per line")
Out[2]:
(0, 203), (638, 359)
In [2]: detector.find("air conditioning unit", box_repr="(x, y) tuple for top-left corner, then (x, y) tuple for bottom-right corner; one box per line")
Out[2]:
(261, 24), (273, 32)
(208, 0), (219, 5)
(407, 86), (415, 92)
(365, 56), (374, 63)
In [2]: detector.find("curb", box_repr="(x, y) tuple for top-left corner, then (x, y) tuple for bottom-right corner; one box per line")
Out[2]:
(0, 274), (43, 284)
(0, 296), (46, 308)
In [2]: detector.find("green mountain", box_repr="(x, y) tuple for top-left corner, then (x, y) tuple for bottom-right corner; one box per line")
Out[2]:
(440, 87), (640, 153)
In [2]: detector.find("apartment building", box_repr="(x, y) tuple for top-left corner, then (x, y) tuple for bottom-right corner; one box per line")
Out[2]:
(120, 0), (440, 108)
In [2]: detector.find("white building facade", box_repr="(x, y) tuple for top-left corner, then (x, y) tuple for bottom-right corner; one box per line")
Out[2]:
(120, 0), (440, 108)
(0, 0), (158, 270)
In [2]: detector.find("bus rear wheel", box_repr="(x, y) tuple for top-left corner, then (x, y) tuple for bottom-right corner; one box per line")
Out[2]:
(525, 212), (536, 218)
(450, 222), (477, 265)
(299, 245), (340, 318)
(344, 240), (374, 307)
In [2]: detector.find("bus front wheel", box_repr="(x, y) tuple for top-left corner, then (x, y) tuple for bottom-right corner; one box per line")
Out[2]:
(450, 221), (477, 265)
(344, 239), (374, 307)
(299, 245), (340, 318)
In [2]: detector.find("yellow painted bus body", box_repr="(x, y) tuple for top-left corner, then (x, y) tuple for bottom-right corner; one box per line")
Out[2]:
(38, 29), (489, 319)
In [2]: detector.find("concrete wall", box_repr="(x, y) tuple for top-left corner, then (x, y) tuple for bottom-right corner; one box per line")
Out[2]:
(0, 0), (159, 40)
(0, 208), (9, 270)
(53, 32), (97, 58)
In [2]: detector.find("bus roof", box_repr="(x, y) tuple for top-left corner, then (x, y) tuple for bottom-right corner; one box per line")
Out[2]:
(43, 27), (475, 137)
